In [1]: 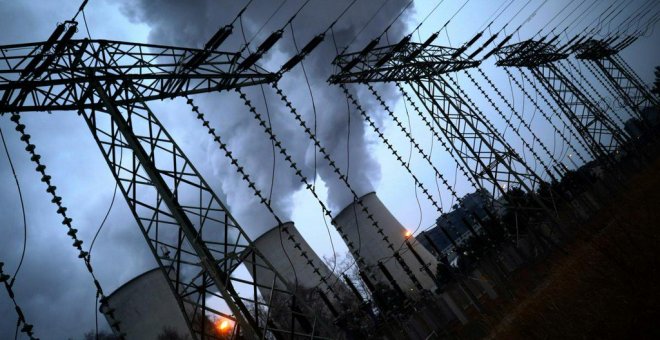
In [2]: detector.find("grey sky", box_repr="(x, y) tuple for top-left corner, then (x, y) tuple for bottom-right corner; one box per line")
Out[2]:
(0, 0), (658, 338)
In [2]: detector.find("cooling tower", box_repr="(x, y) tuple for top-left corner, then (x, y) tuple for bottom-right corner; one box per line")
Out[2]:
(332, 192), (439, 296)
(103, 268), (191, 340)
(247, 222), (347, 305)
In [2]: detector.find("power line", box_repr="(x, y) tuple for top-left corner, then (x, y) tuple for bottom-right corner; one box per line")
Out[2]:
(0, 127), (27, 283)
(9, 113), (125, 338)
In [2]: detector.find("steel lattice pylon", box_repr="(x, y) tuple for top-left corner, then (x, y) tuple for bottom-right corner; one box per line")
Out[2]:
(410, 76), (542, 196)
(574, 39), (660, 120)
(329, 42), (552, 210)
(0, 26), (275, 113)
(495, 40), (629, 163)
(0, 21), (326, 340)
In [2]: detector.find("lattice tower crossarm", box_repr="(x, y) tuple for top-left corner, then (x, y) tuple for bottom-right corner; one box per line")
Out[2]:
(77, 80), (326, 340)
(494, 40), (567, 68)
(328, 42), (480, 84)
(0, 36), (276, 113)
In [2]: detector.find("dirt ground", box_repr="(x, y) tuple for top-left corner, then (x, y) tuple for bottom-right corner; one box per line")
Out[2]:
(482, 156), (660, 339)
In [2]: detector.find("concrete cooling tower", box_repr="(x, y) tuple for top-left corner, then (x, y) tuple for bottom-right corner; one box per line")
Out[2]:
(103, 268), (191, 340)
(247, 222), (346, 304)
(332, 192), (440, 296)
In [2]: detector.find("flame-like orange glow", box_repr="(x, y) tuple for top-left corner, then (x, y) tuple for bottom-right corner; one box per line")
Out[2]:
(404, 230), (412, 238)
(214, 318), (231, 333)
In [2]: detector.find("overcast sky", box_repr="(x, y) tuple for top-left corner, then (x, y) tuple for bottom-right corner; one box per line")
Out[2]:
(1, 0), (658, 338)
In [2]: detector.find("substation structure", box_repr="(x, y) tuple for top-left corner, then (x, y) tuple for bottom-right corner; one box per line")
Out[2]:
(1, 3), (659, 340)
(493, 39), (632, 167)
(0, 19), (336, 340)
(329, 40), (566, 244)
(573, 38), (660, 123)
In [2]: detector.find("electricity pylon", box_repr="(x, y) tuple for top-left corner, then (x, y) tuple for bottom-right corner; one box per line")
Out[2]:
(0, 20), (326, 340)
(494, 39), (629, 163)
(329, 41), (563, 232)
(574, 38), (659, 120)
(329, 42), (540, 206)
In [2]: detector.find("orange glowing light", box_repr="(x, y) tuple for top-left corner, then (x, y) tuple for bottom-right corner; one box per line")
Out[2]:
(404, 230), (412, 238)
(214, 318), (232, 333)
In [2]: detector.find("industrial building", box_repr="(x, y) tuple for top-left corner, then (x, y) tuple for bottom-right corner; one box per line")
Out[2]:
(103, 268), (191, 340)
(333, 192), (440, 297)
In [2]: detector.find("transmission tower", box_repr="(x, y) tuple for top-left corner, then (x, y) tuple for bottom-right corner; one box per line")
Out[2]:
(573, 38), (660, 121)
(493, 39), (630, 164)
(329, 37), (572, 258)
(0, 20), (329, 340)
(329, 40), (565, 235)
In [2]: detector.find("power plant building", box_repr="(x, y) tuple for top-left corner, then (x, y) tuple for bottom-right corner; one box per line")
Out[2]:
(246, 222), (348, 306)
(103, 268), (191, 339)
(332, 192), (439, 296)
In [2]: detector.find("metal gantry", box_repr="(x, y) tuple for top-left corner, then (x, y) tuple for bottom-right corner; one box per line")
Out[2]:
(574, 38), (659, 120)
(330, 42), (548, 204)
(0, 34), (276, 112)
(1, 1), (658, 338)
(0, 21), (324, 340)
(494, 40), (629, 163)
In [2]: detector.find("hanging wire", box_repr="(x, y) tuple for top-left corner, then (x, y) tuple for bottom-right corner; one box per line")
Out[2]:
(534, 0), (582, 38)
(268, 81), (427, 288)
(465, 68), (562, 181)
(399, 84), (426, 233)
(10, 112), (125, 337)
(1, 257), (38, 340)
(84, 5), (115, 260)
(0, 128), (27, 283)
(249, 0), (289, 44)
(323, 0), (360, 35)
(284, 18), (341, 277)
(88, 139), (122, 255)
(238, 13), (277, 204)
(0, 123), (37, 338)
(548, 0), (591, 37)
(271, 0), (363, 279)
(441, 0), (473, 33)
(451, 0), (513, 55)
(289, 21), (317, 188)
(478, 0), (515, 32)
(411, 0), (446, 35)
(235, 14), (309, 298)
(506, 0), (550, 39)
(378, 0), (415, 40)
(81, 9), (92, 39)
(240, 86), (386, 285)
(341, 0), (392, 54)
(71, 0), (90, 21)
(362, 85), (516, 273)
(185, 97), (353, 303)
(517, 68), (595, 162)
